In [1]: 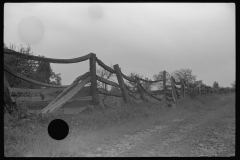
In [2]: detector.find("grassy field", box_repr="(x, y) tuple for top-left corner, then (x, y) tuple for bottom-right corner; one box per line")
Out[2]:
(4, 92), (234, 157)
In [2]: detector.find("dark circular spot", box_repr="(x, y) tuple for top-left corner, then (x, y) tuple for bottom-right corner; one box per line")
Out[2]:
(48, 119), (69, 140)
(17, 16), (44, 45)
(88, 4), (103, 19)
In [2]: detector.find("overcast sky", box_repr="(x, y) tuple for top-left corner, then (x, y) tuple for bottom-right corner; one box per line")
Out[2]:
(4, 3), (235, 88)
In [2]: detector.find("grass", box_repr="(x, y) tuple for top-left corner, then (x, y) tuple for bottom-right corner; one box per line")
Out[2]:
(4, 93), (234, 157)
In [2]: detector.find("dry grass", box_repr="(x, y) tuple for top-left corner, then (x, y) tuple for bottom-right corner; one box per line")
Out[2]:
(4, 93), (234, 157)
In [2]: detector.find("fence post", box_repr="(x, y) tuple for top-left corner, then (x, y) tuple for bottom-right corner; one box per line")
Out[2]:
(163, 70), (167, 102)
(89, 53), (99, 106)
(113, 64), (131, 104)
(171, 76), (178, 101)
(187, 83), (190, 98)
(135, 77), (147, 102)
(180, 78), (185, 98)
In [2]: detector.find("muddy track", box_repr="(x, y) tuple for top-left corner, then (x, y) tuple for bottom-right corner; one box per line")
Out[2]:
(83, 94), (235, 157)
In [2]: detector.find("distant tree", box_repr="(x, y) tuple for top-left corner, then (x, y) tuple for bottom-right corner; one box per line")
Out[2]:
(218, 86), (225, 93)
(231, 81), (235, 89)
(126, 72), (152, 91)
(4, 43), (62, 88)
(212, 81), (219, 89)
(141, 77), (152, 92)
(153, 71), (171, 90)
(190, 80), (203, 88)
(96, 64), (114, 91)
(127, 72), (143, 91)
(172, 69), (197, 84)
(226, 87), (231, 91)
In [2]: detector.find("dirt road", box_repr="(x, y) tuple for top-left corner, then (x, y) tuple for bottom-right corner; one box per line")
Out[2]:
(84, 94), (235, 157)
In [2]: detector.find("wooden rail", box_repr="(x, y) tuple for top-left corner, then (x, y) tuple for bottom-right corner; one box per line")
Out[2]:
(96, 58), (115, 73)
(98, 88), (122, 97)
(4, 48), (92, 63)
(96, 75), (119, 88)
(4, 47), (232, 114)
(121, 71), (136, 82)
(4, 63), (68, 88)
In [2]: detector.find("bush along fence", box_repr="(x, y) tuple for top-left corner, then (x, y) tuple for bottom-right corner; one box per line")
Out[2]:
(4, 48), (234, 114)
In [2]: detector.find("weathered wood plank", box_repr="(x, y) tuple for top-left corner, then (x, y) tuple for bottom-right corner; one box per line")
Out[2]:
(4, 48), (92, 63)
(4, 63), (69, 88)
(137, 77), (163, 83)
(90, 54), (99, 105)
(145, 92), (162, 101)
(163, 70), (167, 102)
(96, 76), (119, 87)
(121, 72), (136, 82)
(135, 77), (146, 102)
(41, 77), (91, 113)
(114, 64), (131, 103)
(70, 86), (91, 99)
(138, 82), (162, 101)
(98, 88), (122, 97)
(171, 77), (177, 102)
(96, 58), (115, 73)
(180, 79), (185, 98)
(19, 99), (92, 110)
(43, 72), (90, 109)
(9, 86), (92, 102)
(9, 87), (63, 102)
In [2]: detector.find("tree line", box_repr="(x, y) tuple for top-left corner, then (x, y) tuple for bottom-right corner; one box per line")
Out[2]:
(4, 43), (235, 95)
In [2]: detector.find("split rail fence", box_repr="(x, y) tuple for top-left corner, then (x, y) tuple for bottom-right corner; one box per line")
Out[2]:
(4, 48), (233, 114)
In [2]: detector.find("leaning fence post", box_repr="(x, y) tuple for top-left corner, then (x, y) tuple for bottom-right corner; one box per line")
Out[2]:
(113, 64), (131, 104)
(163, 70), (167, 102)
(89, 53), (99, 106)
(171, 76), (178, 101)
(135, 77), (147, 102)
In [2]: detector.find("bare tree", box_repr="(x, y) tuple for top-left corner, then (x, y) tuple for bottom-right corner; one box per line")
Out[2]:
(127, 72), (143, 91)
(212, 81), (219, 89)
(153, 71), (171, 90)
(172, 69), (197, 84)
(140, 77), (153, 92)
(96, 64), (115, 91)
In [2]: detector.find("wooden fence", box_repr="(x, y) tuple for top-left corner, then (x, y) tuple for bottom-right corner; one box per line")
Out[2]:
(4, 48), (234, 114)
